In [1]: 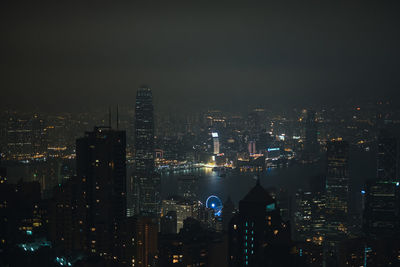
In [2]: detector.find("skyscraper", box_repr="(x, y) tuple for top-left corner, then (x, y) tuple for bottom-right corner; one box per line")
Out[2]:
(376, 132), (398, 181)
(228, 180), (293, 267)
(76, 126), (127, 257)
(363, 131), (400, 237)
(133, 87), (160, 216)
(325, 141), (349, 242)
(302, 109), (319, 162)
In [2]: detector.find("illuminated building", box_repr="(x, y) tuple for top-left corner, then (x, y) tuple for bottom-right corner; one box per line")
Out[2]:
(133, 87), (160, 216)
(76, 126), (127, 258)
(325, 141), (349, 243)
(5, 113), (47, 160)
(212, 132), (220, 155)
(248, 141), (256, 155)
(294, 191), (326, 245)
(161, 196), (199, 233)
(228, 179), (293, 267)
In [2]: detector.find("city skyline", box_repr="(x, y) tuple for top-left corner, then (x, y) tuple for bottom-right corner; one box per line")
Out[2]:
(1, 1), (400, 266)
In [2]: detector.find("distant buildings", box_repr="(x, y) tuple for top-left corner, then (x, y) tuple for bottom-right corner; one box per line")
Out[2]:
(5, 113), (47, 160)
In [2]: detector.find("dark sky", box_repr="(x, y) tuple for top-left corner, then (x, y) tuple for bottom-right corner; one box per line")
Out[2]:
(1, 0), (400, 112)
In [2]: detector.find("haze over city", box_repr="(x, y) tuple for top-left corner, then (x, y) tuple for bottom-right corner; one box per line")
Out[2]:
(1, 1), (400, 111)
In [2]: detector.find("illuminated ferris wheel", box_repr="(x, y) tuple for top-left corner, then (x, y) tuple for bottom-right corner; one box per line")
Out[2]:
(206, 195), (223, 216)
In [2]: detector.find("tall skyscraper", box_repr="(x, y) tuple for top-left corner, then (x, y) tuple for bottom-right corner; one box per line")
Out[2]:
(376, 132), (398, 181)
(228, 180), (293, 267)
(76, 126), (127, 257)
(302, 109), (319, 162)
(325, 141), (349, 242)
(363, 131), (400, 237)
(212, 132), (220, 155)
(133, 87), (160, 216)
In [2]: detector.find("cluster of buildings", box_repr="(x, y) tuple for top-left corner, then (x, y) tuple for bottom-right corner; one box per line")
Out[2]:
(1, 90), (400, 266)
(292, 131), (400, 266)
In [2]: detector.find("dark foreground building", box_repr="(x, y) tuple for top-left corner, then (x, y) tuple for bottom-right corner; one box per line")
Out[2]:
(76, 126), (127, 259)
(228, 179), (299, 267)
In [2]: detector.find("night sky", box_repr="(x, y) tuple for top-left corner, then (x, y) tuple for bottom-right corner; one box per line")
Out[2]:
(1, 1), (400, 112)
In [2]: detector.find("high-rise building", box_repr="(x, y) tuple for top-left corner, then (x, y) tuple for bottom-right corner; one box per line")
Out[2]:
(228, 180), (293, 267)
(134, 216), (158, 267)
(76, 126), (127, 258)
(302, 110), (319, 162)
(363, 131), (400, 237)
(212, 132), (220, 155)
(325, 141), (349, 242)
(294, 191), (326, 245)
(133, 87), (160, 216)
(363, 180), (400, 236)
(6, 113), (47, 160)
(376, 133), (398, 181)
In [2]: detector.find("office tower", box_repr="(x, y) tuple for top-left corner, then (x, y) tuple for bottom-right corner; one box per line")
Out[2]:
(228, 180), (293, 267)
(363, 180), (400, 236)
(376, 132), (398, 181)
(248, 140), (256, 155)
(363, 130), (400, 237)
(294, 191), (326, 245)
(302, 110), (319, 161)
(212, 132), (220, 154)
(6, 113), (46, 160)
(76, 126), (127, 257)
(134, 87), (160, 215)
(325, 141), (349, 242)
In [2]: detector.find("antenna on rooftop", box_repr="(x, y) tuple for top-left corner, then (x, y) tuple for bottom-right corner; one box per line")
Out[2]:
(116, 105), (119, 129)
(108, 106), (112, 128)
